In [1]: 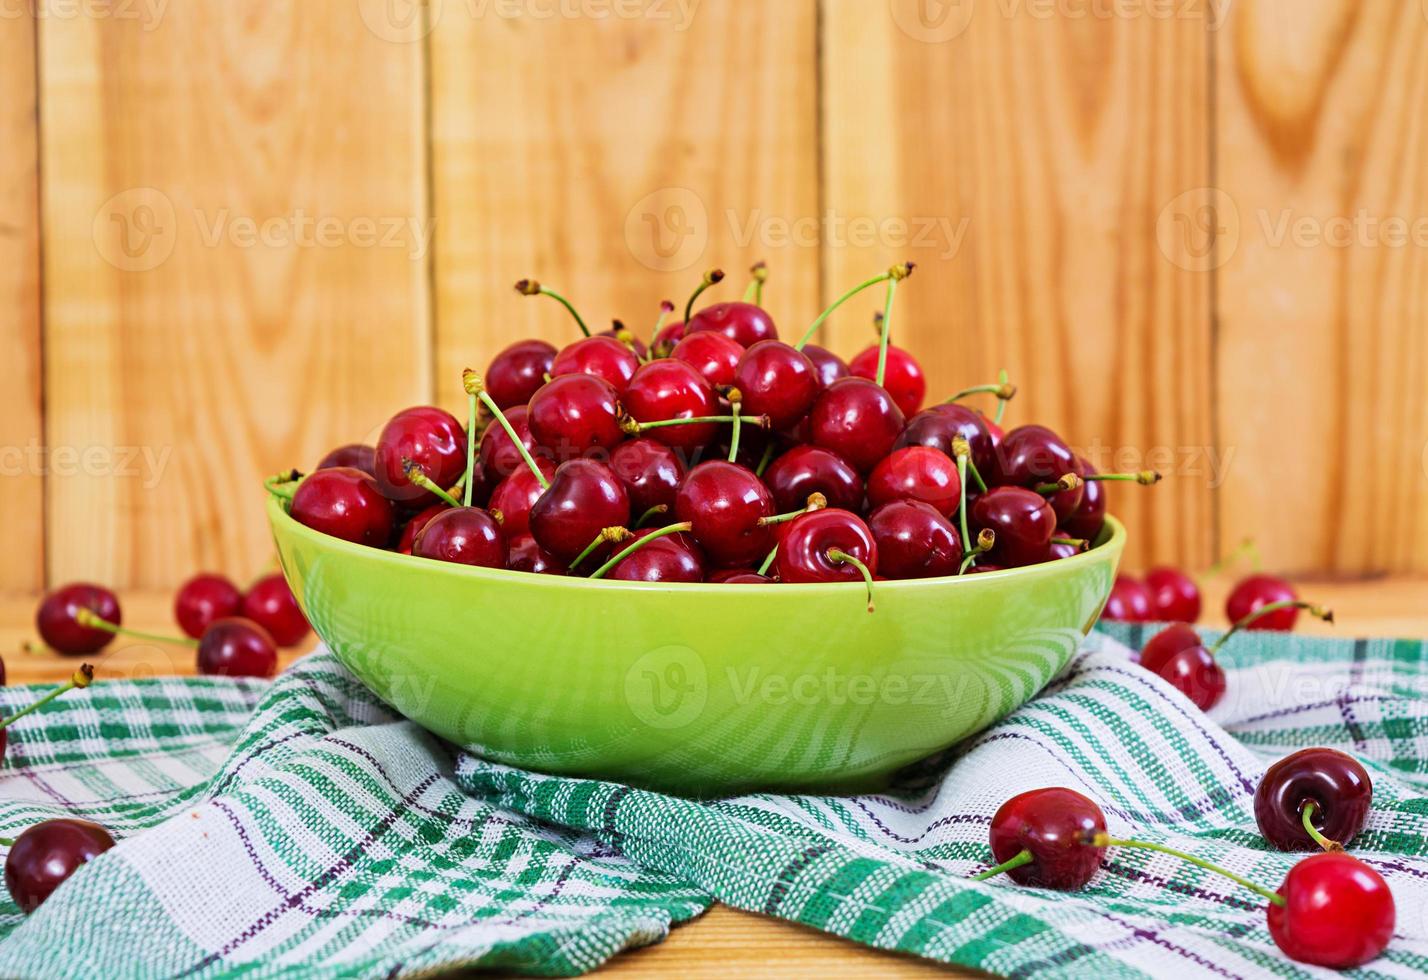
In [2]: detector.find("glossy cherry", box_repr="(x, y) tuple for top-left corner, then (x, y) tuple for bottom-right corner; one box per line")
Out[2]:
(621, 360), (721, 452)
(197, 617), (278, 678)
(4, 818), (115, 913)
(979, 787), (1107, 890)
(526, 374), (624, 460)
(1154, 643), (1226, 710)
(412, 507), (507, 569)
(1226, 575), (1299, 631)
(1102, 575), (1154, 621)
(609, 438), (685, 523)
(289, 467), (395, 548)
(1254, 748), (1372, 852)
(486, 457), (556, 537)
(396, 503), (449, 554)
(606, 529), (706, 583)
(316, 443), (376, 476)
(36, 584), (121, 655)
(775, 509), (877, 587)
(674, 461), (775, 568)
(801, 344), (849, 391)
(1268, 853), (1394, 968)
(808, 377), (906, 474)
(867, 501), (961, 579)
(762, 445), (864, 514)
(528, 458), (630, 563)
(1138, 622), (1203, 672)
(373, 406), (467, 505)
(970, 487), (1055, 567)
(506, 533), (564, 575)
(670, 331), (744, 388)
(650, 317), (685, 357)
(173, 574), (243, 639)
(685, 301), (778, 347)
(241, 574), (310, 647)
(550, 335), (640, 393)
(849, 344), (925, 417)
(1059, 458), (1106, 541)
(866, 446), (962, 517)
(478, 405), (541, 486)
(895, 404), (996, 478)
(732, 341), (819, 431)
(1145, 567), (1201, 622)
(992, 424), (1083, 521)
(485, 338), (557, 409)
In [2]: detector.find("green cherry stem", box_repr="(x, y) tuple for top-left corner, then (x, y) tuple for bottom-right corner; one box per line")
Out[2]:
(0, 665), (94, 732)
(464, 370), (550, 490)
(1089, 833), (1285, 907)
(463, 389), (479, 507)
(403, 461), (462, 509)
(683, 268), (726, 324)
(1207, 537), (1262, 577)
(795, 262), (914, 351)
(757, 545), (778, 576)
(0, 837), (12, 847)
(649, 300), (676, 357)
(727, 391), (744, 463)
(826, 549), (875, 613)
(874, 271), (906, 388)
(634, 505), (668, 529)
(971, 848), (1034, 881)
(742, 261), (768, 305)
(754, 441), (777, 478)
(621, 414), (766, 434)
(514, 279), (590, 337)
(1300, 802), (1345, 853)
(951, 438), (973, 556)
(959, 529), (996, 575)
(1052, 536), (1088, 549)
(263, 470), (304, 502)
(945, 381), (1018, 404)
(589, 522), (694, 580)
(757, 492), (828, 526)
(994, 370), (1011, 425)
(75, 609), (198, 649)
(569, 526), (633, 571)
(1209, 601), (1333, 655)
(1083, 470), (1162, 486)
(1034, 473), (1085, 497)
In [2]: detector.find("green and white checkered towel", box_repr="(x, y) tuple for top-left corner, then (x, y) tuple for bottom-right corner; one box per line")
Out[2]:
(2, 624), (1427, 978)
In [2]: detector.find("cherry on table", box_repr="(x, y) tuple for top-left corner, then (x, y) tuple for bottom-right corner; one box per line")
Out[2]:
(1138, 622), (1202, 672)
(621, 360), (722, 452)
(412, 507), (507, 569)
(762, 445), (864, 514)
(36, 584), (122, 655)
(174, 573), (243, 639)
(486, 457), (556, 537)
(1145, 566), (1201, 622)
(1254, 748), (1372, 852)
(3, 818), (115, 913)
(290, 467), (396, 548)
(373, 406), (467, 505)
(1154, 643), (1226, 710)
(685, 301), (778, 347)
(1102, 575), (1154, 621)
(866, 445), (961, 518)
(241, 574), (310, 647)
(868, 500), (962, 579)
(732, 341), (819, 431)
(670, 331), (744, 388)
(976, 787), (1107, 890)
(849, 343), (925, 417)
(1268, 852), (1394, 969)
(550, 334), (640, 393)
(527, 374), (624, 460)
(197, 618), (277, 679)
(970, 486), (1055, 567)
(808, 377), (906, 474)
(528, 458), (630, 563)
(315, 443), (376, 477)
(1226, 575), (1299, 631)
(801, 344), (849, 391)
(674, 461), (775, 568)
(485, 338), (557, 409)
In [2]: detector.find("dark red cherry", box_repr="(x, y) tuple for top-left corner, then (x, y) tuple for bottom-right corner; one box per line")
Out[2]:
(685, 301), (778, 347)
(866, 446), (961, 517)
(985, 787), (1107, 890)
(173, 574), (243, 639)
(895, 404), (996, 477)
(849, 344), (925, 417)
(397, 503), (449, 554)
(412, 507), (507, 569)
(992, 424), (1083, 521)
(708, 570), (774, 584)
(550, 335), (640, 393)
(1254, 748), (1372, 852)
(609, 438), (685, 522)
(486, 456), (556, 537)
(526, 374), (624, 460)
(622, 360), (721, 451)
(868, 501), (962, 579)
(316, 443), (376, 476)
(775, 509), (877, 584)
(241, 574), (309, 647)
(197, 617), (278, 679)
(290, 467), (395, 548)
(373, 406), (467, 505)
(1154, 643), (1226, 710)
(506, 533), (564, 575)
(1146, 567), (1201, 622)
(1138, 622), (1202, 673)
(674, 461), (775, 568)
(970, 487), (1055, 567)
(808, 377), (906, 474)
(36, 584), (121, 656)
(762, 445), (864, 513)
(486, 338), (557, 409)
(801, 344), (849, 391)
(732, 341), (819, 431)
(1267, 853), (1394, 968)
(1059, 458), (1106, 541)
(651, 318), (686, 356)
(528, 459), (630, 562)
(1226, 575), (1299, 631)
(607, 529), (706, 583)
(1102, 575), (1154, 621)
(4, 818), (115, 913)
(671, 331), (744, 388)
(478, 404), (537, 486)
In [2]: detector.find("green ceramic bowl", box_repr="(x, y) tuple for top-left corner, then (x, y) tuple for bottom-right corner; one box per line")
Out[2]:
(267, 496), (1124, 797)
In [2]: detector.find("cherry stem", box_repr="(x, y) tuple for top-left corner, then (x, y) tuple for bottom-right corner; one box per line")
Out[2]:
(742, 260), (767, 305)
(0, 837), (12, 847)
(263, 471), (304, 502)
(1208, 537), (1261, 577)
(826, 549), (875, 613)
(683, 269), (725, 324)
(569, 526), (633, 571)
(463, 391), (479, 507)
(994, 370), (1011, 425)
(1091, 834), (1285, 907)
(954, 449), (973, 555)
(1034, 473), (1084, 496)
(650, 300), (676, 357)
(1052, 537), (1088, 549)
(959, 530), (996, 575)
(727, 394), (743, 464)
(465, 370), (550, 490)
(403, 463), (462, 509)
(74, 609), (197, 649)
(634, 505), (668, 529)
(951, 435), (987, 494)
(754, 441), (777, 478)
(622, 414), (765, 434)
(874, 276), (899, 388)
(1300, 802), (1345, 853)
(1083, 471), (1162, 486)
(945, 381), (1018, 405)
(515, 280), (590, 337)
(589, 522), (693, 580)
(795, 263), (913, 351)
(971, 848), (1034, 881)
(757, 545), (778, 576)
(0, 665), (94, 731)
(1210, 600), (1333, 654)
(758, 492), (828, 526)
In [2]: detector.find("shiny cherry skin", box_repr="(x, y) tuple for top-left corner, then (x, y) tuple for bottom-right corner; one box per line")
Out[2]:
(708, 570), (774, 584)
(36, 584), (122, 655)
(608, 529), (706, 583)
(373, 406), (467, 506)
(506, 533), (564, 575)
(412, 507), (507, 569)
(396, 503), (448, 554)
(1226, 575), (1300, 631)
(866, 446), (962, 517)
(316, 443), (375, 476)
(479, 405), (542, 486)
(986, 787), (1107, 890)
(650, 319), (686, 356)
(486, 456), (556, 537)
(762, 445), (864, 513)
(685, 301), (778, 347)
(609, 438), (685, 522)
(4, 818), (116, 913)
(622, 360), (721, 452)
(1102, 575), (1154, 621)
(1145, 567), (1201, 622)
(290, 467), (395, 548)
(671, 331), (744, 388)
(173, 573), (243, 639)
(529, 458), (630, 562)
(895, 403), (996, 477)
(849, 344), (925, 417)
(486, 338), (557, 409)
(1267, 853), (1394, 968)
(674, 461), (776, 568)
(732, 341), (819, 431)
(1154, 643), (1226, 710)
(1254, 748), (1372, 852)
(868, 501), (962, 579)
(550, 335), (640, 393)
(802, 344), (849, 391)
(1138, 622), (1202, 672)
(1059, 457), (1106, 541)
(971, 487), (1056, 567)
(808, 378), (906, 474)
(775, 509), (877, 584)
(197, 617), (278, 679)
(1048, 540), (1084, 560)
(992, 424), (1083, 521)
(526, 374), (624, 460)
(241, 574), (309, 647)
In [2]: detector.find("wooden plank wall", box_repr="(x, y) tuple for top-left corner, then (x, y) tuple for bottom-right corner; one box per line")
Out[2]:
(3, 0), (1424, 589)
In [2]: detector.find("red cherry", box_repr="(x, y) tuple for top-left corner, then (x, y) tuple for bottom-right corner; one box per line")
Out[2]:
(396, 503), (448, 554)
(622, 360), (721, 452)
(241, 574), (310, 647)
(550, 335), (640, 393)
(983, 787), (1107, 890)
(412, 507), (507, 569)
(36, 584), (122, 655)
(732, 341), (819, 431)
(290, 467), (395, 548)
(762, 445), (864, 514)
(609, 438), (685, 523)
(607, 529), (706, 583)
(775, 509), (877, 585)
(651, 318), (686, 356)
(895, 404), (996, 477)
(478, 405), (542, 486)
(526, 374), (624, 460)
(486, 457), (556, 537)
(971, 487), (1056, 567)
(868, 501), (962, 579)
(1058, 457), (1106, 542)
(1153, 643), (1226, 710)
(1145, 567), (1201, 622)
(848, 344), (925, 417)
(1138, 622), (1203, 673)
(808, 377), (906, 474)
(866, 446), (962, 517)
(1226, 575), (1299, 631)
(373, 406), (467, 506)
(685, 301), (778, 347)
(485, 339), (557, 409)
(1254, 748), (1372, 852)
(506, 533), (564, 575)
(197, 618), (277, 679)
(173, 573), (243, 639)
(670, 331), (744, 388)
(528, 459), (630, 563)
(992, 424), (1083, 522)
(1102, 575), (1154, 621)
(801, 344), (849, 391)
(674, 461), (775, 568)
(1267, 853), (1393, 968)
(4, 818), (115, 913)
(316, 443), (375, 476)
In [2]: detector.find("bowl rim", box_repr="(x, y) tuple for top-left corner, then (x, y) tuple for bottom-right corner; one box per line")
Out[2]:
(266, 494), (1124, 596)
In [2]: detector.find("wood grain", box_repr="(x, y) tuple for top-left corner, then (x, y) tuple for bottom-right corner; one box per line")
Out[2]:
(820, 0), (1216, 571)
(0, 11), (44, 592)
(37, 2), (432, 588)
(428, 1), (821, 406)
(1215, 0), (1428, 574)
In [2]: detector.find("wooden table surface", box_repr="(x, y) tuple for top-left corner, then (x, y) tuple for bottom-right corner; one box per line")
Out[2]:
(3, 576), (1426, 976)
